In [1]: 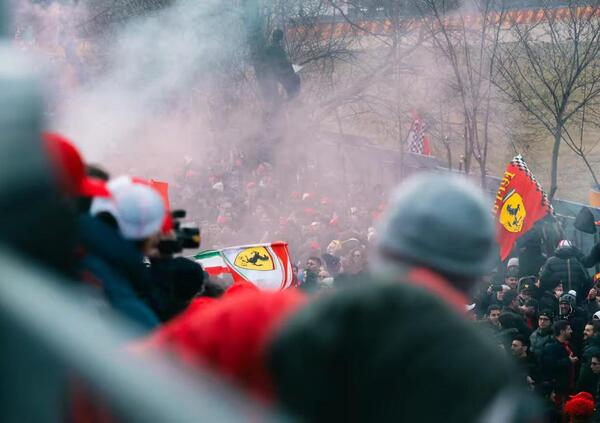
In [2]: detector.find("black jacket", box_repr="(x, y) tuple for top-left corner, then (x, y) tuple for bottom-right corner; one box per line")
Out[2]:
(78, 216), (159, 331)
(518, 244), (547, 279)
(269, 280), (523, 422)
(500, 308), (532, 338)
(583, 242), (600, 269)
(514, 353), (540, 384)
(540, 246), (590, 298)
(577, 334), (600, 393)
(559, 307), (587, 356)
(540, 338), (576, 395)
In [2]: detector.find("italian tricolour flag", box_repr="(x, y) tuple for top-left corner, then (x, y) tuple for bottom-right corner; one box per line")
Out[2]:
(193, 242), (295, 291)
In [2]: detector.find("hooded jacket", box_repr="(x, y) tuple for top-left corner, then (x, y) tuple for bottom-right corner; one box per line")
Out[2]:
(539, 246), (590, 299)
(268, 280), (526, 422)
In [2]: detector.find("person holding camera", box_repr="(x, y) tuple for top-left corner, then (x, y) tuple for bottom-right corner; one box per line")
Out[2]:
(145, 218), (205, 323)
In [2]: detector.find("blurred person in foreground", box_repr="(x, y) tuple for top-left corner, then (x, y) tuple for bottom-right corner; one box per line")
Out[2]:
(84, 176), (166, 331)
(267, 174), (540, 422)
(371, 173), (498, 310)
(42, 133), (110, 277)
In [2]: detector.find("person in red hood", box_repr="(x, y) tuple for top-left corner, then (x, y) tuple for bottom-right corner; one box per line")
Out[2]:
(43, 132), (110, 211)
(41, 132), (110, 277)
(135, 282), (306, 400)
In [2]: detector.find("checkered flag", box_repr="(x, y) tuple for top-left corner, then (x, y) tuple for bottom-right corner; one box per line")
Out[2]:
(510, 155), (554, 213)
(407, 117), (431, 156)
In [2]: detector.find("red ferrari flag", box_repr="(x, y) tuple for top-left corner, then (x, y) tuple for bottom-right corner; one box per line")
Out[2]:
(493, 155), (553, 260)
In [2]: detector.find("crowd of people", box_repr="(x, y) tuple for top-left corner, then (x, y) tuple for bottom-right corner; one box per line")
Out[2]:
(169, 149), (381, 282)
(471, 232), (600, 422)
(12, 126), (600, 423)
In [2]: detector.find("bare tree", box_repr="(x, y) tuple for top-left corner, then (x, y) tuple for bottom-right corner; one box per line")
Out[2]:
(563, 101), (600, 185)
(321, 0), (426, 171)
(413, 0), (506, 186)
(494, 0), (600, 199)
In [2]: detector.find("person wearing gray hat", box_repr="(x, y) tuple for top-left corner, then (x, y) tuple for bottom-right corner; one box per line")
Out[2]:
(373, 173), (498, 303)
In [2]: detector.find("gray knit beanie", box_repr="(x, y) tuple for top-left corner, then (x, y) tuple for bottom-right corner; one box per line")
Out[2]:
(376, 173), (497, 278)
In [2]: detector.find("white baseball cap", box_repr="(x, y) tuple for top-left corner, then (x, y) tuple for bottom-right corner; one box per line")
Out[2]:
(594, 311), (600, 320)
(91, 176), (165, 240)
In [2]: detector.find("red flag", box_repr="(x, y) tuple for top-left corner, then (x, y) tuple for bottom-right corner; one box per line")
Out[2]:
(493, 156), (553, 260)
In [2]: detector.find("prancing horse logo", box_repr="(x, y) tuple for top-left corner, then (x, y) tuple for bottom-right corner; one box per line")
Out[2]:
(234, 247), (275, 271)
(500, 190), (527, 233)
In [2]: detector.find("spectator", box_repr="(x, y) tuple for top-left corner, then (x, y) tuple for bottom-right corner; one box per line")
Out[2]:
(539, 281), (563, 315)
(540, 240), (590, 304)
(511, 334), (539, 387)
(541, 321), (579, 405)
(518, 284), (539, 329)
(563, 391), (595, 423)
(583, 284), (600, 318)
(481, 304), (502, 334)
(507, 257), (520, 278)
(475, 281), (509, 316)
(589, 353), (600, 418)
(84, 178), (166, 330)
(505, 269), (519, 291)
(517, 227), (547, 279)
(559, 293), (587, 355)
(342, 247), (367, 275)
(298, 256), (322, 292)
(576, 321), (600, 393)
(530, 310), (554, 359)
(501, 290), (531, 337)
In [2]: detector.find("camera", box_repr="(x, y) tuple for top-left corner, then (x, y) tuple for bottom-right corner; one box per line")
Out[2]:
(490, 283), (503, 293)
(158, 209), (201, 255)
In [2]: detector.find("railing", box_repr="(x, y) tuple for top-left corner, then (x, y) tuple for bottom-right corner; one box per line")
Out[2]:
(0, 247), (280, 423)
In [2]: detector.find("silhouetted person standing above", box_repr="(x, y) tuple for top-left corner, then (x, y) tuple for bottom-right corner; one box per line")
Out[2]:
(256, 29), (300, 109)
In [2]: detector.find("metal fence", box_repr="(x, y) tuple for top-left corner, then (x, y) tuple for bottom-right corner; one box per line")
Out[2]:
(0, 247), (280, 423)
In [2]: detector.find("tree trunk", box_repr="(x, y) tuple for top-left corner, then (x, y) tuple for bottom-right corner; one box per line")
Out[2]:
(549, 128), (561, 201)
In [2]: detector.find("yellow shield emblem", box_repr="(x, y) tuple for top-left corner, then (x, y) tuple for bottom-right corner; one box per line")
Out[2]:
(234, 247), (275, 271)
(499, 192), (526, 233)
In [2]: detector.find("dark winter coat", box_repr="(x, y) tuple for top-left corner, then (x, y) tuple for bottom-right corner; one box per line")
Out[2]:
(530, 326), (553, 359)
(147, 257), (206, 322)
(559, 307), (588, 356)
(583, 242), (600, 269)
(518, 244), (547, 279)
(514, 353), (540, 384)
(538, 291), (559, 315)
(268, 280), (524, 422)
(540, 246), (590, 299)
(540, 338), (576, 395)
(577, 334), (600, 393)
(517, 227), (546, 278)
(584, 299), (600, 320)
(500, 308), (532, 338)
(78, 216), (159, 331)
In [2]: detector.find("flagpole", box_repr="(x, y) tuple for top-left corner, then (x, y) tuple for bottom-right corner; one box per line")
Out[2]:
(399, 115), (405, 181)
